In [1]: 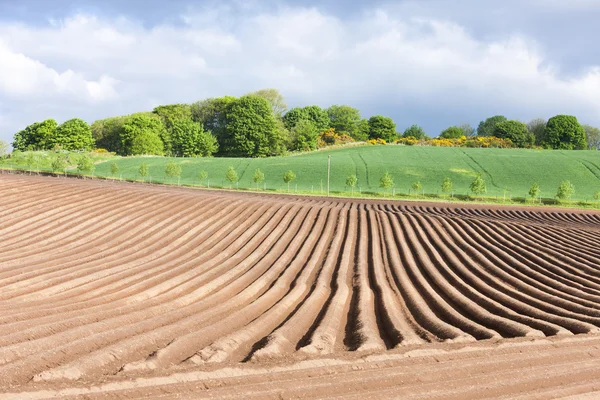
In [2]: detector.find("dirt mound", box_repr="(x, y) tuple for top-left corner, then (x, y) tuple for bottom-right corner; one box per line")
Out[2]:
(1, 174), (599, 398)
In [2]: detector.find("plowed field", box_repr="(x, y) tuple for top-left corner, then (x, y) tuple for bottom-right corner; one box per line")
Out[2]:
(1, 174), (600, 399)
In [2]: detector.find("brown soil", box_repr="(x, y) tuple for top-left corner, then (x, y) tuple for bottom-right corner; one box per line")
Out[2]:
(1, 174), (600, 399)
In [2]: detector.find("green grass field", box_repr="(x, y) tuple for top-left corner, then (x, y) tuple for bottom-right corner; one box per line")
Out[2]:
(90, 146), (600, 201)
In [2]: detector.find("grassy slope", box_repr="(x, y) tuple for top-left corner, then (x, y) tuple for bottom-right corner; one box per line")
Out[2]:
(93, 146), (600, 201)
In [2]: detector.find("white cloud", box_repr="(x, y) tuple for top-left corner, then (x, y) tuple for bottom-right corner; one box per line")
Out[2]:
(0, 5), (599, 144)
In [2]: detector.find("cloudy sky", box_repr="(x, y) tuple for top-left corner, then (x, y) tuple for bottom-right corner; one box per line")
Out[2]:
(1, 0), (599, 145)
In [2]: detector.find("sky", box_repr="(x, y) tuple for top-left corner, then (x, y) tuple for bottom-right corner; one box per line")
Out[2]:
(1, 0), (599, 146)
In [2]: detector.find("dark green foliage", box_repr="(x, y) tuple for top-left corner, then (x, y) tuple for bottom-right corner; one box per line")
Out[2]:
(52, 118), (94, 150)
(91, 116), (127, 153)
(326, 105), (367, 141)
(527, 118), (547, 146)
(440, 126), (464, 139)
(368, 115), (397, 142)
(190, 96), (236, 143)
(224, 95), (283, 157)
(170, 118), (218, 157)
(543, 115), (587, 150)
(12, 119), (58, 151)
(290, 119), (319, 151)
(153, 104), (192, 155)
(403, 125), (428, 140)
(477, 115), (508, 137)
(121, 113), (166, 156)
(283, 105), (330, 132)
(493, 120), (533, 148)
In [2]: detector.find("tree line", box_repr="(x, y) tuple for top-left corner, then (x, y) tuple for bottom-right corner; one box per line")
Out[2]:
(8, 88), (599, 156)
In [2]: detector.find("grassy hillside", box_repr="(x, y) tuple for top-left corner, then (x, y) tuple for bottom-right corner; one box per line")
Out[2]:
(93, 146), (600, 201)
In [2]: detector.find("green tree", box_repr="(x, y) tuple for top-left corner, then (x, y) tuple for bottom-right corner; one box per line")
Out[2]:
(153, 103), (193, 155)
(583, 125), (600, 150)
(121, 113), (165, 156)
(77, 155), (95, 177)
(459, 123), (476, 137)
(224, 95), (284, 157)
(440, 126), (464, 139)
(191, 96), (237, 145)
(91, 116), (126, 153)
(170, 117), (218, 157)
(198, 170), (208, 185)
(25, 152), (37, 174)
(477, 115), (507, 137)
(528, 183), (540, 202)
(283, 170), (296, 192)
(441, 177), (453, 198)
(494, 120), (533, 148)
(110, 162), (119, 177)
(283, 106), (330, 132)
(403, 125), (428, 140)
(543, 115), (587, 150)
(326, 105), (366, 141)
(225, 166), (238, 188)
(290, 119), (319, 151)
(411, 181), (423, 196)
(12, 119), (58, 151)
(249, 88), (287, 117)
(0, 140), (8, 157)
(556, 180), (575, 202)
(165, 161), (182, 183)
(470, 173), (486, 198)
(253, 168), (265, 189)
(379, 172), (394, 195)
(346, 174), (358, 195)
(527, 118), (547, 146)
(368, 115), (397, 142)
(52, 118), (94, 150)
(51, 156), (68, 176)
(138, 163), (149, 182)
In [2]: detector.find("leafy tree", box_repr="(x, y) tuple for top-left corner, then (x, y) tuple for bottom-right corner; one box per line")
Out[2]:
(283, 106), (330, 132)
(0, 140), (8, 157)
(470, 174), (486, 198)
(138, 163), (149, 182)
(357, 118), (370, 142)
(170, 117), (218, 157)
(326, 105), (366, 141)
(556, 180), (575, 201)
(543, 115), (587, 150)
(121, 113), (165, 156)
(165, 161), (182, 183)
(403, 125), (427, 140)
(440, 126), (464, 139)
(346, 174), (358, 195)
(494, 120), (533, 148)
(290, 119), (319, 151)
(441, 177), (453, 197)
(25, 152), (37, 174)
(477, 115), (507, 137)
(198, 170), (208, 185)
(51, 118), (95, 150)
(91, 116), (126, 153)
(51, 156), (68, 175)
(528, 183), (540, 201)
(12, 119), (58, 151)
(249, 88), (287, 117)
(77, 155), (95, 176)
(253, 168), (265, 189)
(411, 181), (422, 195)
(224, 95), (284, 157)
(583, 125), (600, 150)
(459, 123), (476, 137)
(368, 115), (397, 142)
(153, 104), (193, 155)
(225, 166), (238, 188)
(110, 162), (119, 177)
(283, 170), (296, 192)
(527, 118), (547, 146)
(379, 172), (394, 195)
(191, 96), (237, 145)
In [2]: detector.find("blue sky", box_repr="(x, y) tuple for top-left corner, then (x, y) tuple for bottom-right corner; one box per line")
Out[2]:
(1, 0), (599, 145)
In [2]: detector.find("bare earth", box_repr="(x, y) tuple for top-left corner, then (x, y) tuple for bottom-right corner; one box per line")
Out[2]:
(1, 174), (600, 399)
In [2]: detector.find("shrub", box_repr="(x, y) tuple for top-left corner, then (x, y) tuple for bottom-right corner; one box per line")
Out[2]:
(556, 180), (575, 201)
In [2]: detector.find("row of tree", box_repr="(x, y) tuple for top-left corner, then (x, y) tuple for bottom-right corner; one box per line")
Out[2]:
(10, 88), (599, 156)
